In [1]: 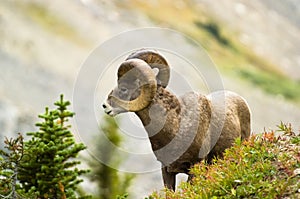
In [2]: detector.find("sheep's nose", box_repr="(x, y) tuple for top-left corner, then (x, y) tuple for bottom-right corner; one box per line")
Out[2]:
(102, 104), (107, 109)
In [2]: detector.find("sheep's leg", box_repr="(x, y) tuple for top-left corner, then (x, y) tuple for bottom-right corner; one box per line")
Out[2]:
(161, 167), (176, 191)
(187, 173), (195, 182)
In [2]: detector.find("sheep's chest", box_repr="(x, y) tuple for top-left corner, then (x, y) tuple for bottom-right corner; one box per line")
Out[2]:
(165, 156), (201, 173)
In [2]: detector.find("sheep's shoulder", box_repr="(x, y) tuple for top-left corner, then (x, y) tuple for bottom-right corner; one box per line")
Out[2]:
(179, 91), (210, 117)
(177, 92), (211, 141)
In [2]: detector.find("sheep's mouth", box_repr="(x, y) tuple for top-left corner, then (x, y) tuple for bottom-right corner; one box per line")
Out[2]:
(102, 102), (114, 116)
(106, 110), (112, 115)
(104, 108), (115, 116)
(104, 109), (117, 117)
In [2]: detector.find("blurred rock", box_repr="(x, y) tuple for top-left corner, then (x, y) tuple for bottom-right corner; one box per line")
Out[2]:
(0, 99), (19, 146)
(196, 0), (300, 80)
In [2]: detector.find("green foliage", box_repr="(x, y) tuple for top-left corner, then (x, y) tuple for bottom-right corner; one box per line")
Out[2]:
(194, 20), (230, 46)
(0, 95), (136, 198)
(18, 95), (90, 199)
(237, 67), (300, 101)
(149, 123), (300, 198)
(87, 115), (135, 199)
(0, 134), (24, 198)
(116, 193), (129, 199)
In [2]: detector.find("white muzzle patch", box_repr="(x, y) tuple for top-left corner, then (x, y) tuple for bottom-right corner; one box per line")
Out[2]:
(102, 101), (115, 116)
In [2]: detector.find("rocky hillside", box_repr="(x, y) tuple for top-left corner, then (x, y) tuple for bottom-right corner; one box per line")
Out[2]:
(196, 0), (300, 80)
(0, 0), (299, 197)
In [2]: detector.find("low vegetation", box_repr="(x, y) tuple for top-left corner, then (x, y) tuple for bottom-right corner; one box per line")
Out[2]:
(0, 95), (133, 199)
(0, 95), (90, 198)
(147, 122), (300, 198)
(0, 95), (299, 198)
(87, 115), (135, 199)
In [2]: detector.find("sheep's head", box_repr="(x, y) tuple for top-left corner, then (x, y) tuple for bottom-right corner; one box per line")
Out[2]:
(126, 49), (170, 88)
(103, 49), (170, 116)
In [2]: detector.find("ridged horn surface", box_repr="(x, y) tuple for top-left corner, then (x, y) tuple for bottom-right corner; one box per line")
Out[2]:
(126, 49), (170, 88)
(110, 59), (157, 112)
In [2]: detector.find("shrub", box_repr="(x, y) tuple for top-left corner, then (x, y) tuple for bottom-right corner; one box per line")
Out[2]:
(0, 134), (24, 198)
(18, 95), (90, 198)
(87, 115), (134, 199)
(148, 123), (300, 198)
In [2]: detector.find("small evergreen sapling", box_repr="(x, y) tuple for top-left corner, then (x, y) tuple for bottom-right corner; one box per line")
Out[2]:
(19, 95), (89, 198)
(88, 116), (134, 199)
(0, 134), (24, 199)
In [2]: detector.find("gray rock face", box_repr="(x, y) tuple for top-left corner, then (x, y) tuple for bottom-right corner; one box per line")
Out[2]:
(196, 0), (300, 80)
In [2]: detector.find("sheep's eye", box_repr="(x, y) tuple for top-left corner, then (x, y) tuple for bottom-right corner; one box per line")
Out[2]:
(120, 87), (128, 93)
(119, 87), (128, 98)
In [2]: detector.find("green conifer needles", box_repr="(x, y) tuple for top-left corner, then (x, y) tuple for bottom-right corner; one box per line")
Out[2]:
(19, 94), (89, 198)
(0, 134), (24, 198)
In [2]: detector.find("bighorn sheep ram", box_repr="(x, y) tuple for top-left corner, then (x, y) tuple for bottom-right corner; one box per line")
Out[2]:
(102, 49), (251, 190)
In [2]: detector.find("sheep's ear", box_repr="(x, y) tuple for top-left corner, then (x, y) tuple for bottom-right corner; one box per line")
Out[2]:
(151, 68), (162, 85)
(152, 68), (159, 77)
(134, 78), (140, 86)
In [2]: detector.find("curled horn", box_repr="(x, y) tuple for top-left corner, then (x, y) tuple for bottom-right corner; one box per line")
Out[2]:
(109, 59), (157, 112)
(126, 49), (170, 88)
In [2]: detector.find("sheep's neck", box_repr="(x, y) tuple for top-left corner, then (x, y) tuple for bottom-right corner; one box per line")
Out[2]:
(136, 87), (181, 151)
